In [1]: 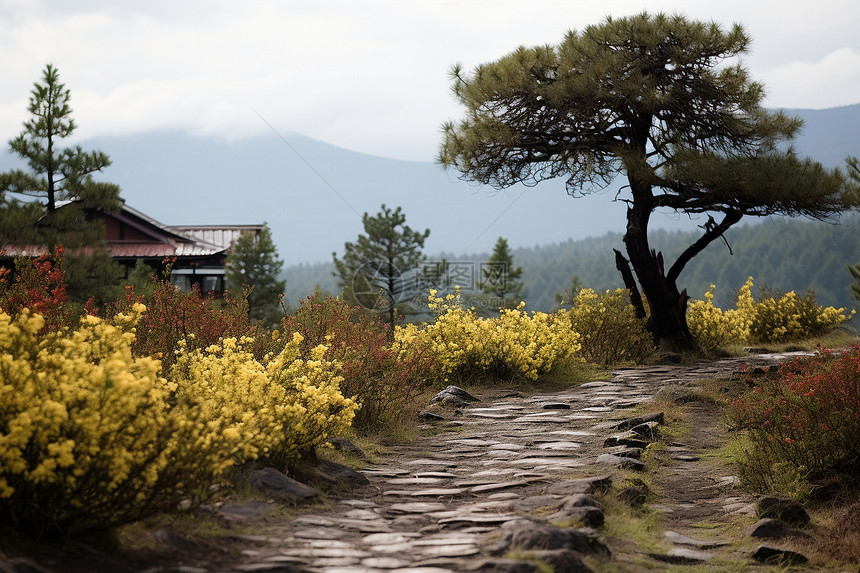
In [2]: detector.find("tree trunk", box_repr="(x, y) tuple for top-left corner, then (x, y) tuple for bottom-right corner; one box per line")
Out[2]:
(622, 185), (698, 352)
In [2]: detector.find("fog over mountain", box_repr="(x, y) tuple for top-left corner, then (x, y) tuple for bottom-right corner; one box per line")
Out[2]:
(1, 105), (857, 265)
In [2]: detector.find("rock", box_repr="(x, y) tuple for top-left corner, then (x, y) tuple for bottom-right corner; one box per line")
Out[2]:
(312, 459), (370, 488)
(747, 518), (810, 539)
(596, 453), (646, 471)
(748, 366), (769, 377)
(602, 433), (649, 449)
(546, 475), (612, 495)
(756, 497), (810, 526)
(629, 421), (660, 441)
(560, 493), (603, 510)
(542, 403), (571, 410)
(547, 505), (605, 528)
(649, 547), (713, 564)
(512, 495), (563, 512)
(664, 531), (729, 549)
(249, 467), (319, 502)
(210, 500), (277, 523)
(604, 446), (643, 459)
(418, 410), (445, 422)
(328, 437), (367, 459)
(490, 521), (608, 556)
(612, 412), (664, 431)
(531, 549), (594, 573)
(618, 480), (649, 507)
(752, 546), (808, 565)
(432, 385), (480, 407)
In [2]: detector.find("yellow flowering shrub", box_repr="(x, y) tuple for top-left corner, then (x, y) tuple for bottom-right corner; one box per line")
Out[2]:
(397, 289), (581, 381)
(687, 278), (754, 350)
(0, 304), (183, 536)
(749, 289), (852, 343)
(169, 336), (285, 475)
(569, 288), (655, 365)
(170, 332), (358, 470)
(688, 277), (852, 349)
(0, 305), (359, 538)
(265, 333), (359, 465)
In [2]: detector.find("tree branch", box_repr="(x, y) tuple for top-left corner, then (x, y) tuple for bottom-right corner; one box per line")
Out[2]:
(666, 209), (742, 284)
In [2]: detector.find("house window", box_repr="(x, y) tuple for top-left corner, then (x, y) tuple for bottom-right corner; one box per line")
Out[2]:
(169, 268), (225, 294)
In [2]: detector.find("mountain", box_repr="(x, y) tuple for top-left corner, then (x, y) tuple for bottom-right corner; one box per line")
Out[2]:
(1, 105), (857, 269)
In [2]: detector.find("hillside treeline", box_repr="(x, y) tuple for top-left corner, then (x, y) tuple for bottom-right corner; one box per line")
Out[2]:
(283, 218), (860, 315)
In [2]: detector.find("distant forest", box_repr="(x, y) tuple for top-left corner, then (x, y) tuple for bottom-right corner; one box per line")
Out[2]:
(283, 218), (860, 315)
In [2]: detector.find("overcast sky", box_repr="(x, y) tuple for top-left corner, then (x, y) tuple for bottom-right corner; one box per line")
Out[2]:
(1, 0), (858, 162)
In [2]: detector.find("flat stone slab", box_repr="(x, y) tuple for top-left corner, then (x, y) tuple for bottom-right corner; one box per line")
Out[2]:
(362, 532), (421, 544)
(361, 468), (411, 477)
(664, 531), (729, 549)
(596, 453), (646, 470)
(404, 459), (458, 467)
(413, 472), (458, 478)
(387, 502), (448, 514)
(511, 415), (572, 423)
(581, 406), (614, 413)
(418, 544), (480, 557)
(361, 557), (410, 568)
(447, 438), (499, 446)
(293, 527), (348, 540)
(649, 547), (713, 564)
(470, 481), (531, 493)
(382, 488), (464, 497)
(546, 476), (612, 495)
(293, 514), (337, 527)
(386, 477), (444, 485)
(210, 501), (277, 524)
(536, 441), (581, 450)
(437, 514), (519, 526)
(487, 443), (526, 451)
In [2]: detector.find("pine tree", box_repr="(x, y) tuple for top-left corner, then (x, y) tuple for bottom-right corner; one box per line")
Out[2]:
(440, 13), (858, 349)
(0, 64), (123, 303)
(476, 237), (524, 311)
(333, 204), (431, 332)
(224, 222), (286, 325)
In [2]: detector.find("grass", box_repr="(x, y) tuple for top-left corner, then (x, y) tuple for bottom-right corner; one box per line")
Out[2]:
(502, 551), (555, 573)
(597, 492), (667, 554)
(716, 327), (860, 357)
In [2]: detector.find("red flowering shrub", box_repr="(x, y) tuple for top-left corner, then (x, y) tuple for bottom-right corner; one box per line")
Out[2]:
(281, 293), (433, 434)
(111, 279), (252, 370)
(0, 246), (82, 332)
(727, 347), (860, 496)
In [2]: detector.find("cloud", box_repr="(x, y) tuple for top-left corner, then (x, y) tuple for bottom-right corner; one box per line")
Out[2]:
(1, 1), (858, 161)
(759, 48), (860, 109)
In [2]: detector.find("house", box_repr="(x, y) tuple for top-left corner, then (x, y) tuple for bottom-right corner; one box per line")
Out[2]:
(1, 202), (263, 296)
(101, 203), (263, 294)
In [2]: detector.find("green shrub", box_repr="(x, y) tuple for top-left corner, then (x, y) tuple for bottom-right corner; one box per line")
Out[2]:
(568, 288), (654, 365)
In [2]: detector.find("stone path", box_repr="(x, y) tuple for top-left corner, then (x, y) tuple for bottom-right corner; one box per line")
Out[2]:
(187, 353), (812, 573)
